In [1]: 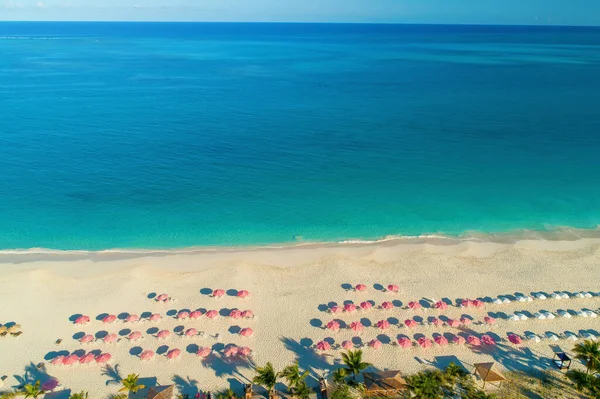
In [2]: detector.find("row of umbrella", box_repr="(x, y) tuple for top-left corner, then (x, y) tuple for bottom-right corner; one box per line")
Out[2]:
(137, 345), (252, 360)
(325, 316), (485, 333)
(350, 284), (400, 293)
(50, 352), (111, 366)
(79, 326), (253, 343)
(74, 308), (255, 326)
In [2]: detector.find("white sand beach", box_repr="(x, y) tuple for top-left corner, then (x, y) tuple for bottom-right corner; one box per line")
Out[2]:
(2, 237), (600, 397)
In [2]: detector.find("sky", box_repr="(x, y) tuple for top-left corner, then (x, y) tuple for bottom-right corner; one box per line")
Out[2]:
(1, 0), (600, 25)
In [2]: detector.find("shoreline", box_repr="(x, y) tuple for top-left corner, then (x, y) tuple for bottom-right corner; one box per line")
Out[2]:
(1, 225), (599, 256)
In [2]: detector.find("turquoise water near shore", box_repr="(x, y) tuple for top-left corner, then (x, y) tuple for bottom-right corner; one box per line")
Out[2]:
(1, 23), (600, 250)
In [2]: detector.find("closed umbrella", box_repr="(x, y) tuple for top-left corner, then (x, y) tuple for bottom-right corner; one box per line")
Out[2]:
(140, 350), (154, 360)
(316, 340), (331, 351)
(387, 284), (399, 293)
(377, 320), (391, 330)
(369, 339), (382, 349)
(381, 301), (394, 310)
(240, 328), (254, 337)
(213, 289), (225, 298)
(79, 334), (94, 343)
(156, 330), (171, 339)
(185, 328), (198, 337)
(237, 290), (250, 298)
(102, 315), (117, 324)
(129, 331), (142, 341)
(167, 348), (181, 359)
(206, 310), (218, 319)
(326, 320), (340, 332)
(360, 301), (373, 310)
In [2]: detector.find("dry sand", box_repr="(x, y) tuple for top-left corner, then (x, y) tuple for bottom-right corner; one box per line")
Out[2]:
(1, 237), (600, 397)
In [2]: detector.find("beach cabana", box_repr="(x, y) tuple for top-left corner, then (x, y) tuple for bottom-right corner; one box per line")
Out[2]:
(147, 385), (174, 399)
(363, 371), (407, 396)
(473, 362), (506, 388)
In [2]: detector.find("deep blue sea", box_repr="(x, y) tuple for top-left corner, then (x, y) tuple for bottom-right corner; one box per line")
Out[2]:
(1, 22), (600, 250)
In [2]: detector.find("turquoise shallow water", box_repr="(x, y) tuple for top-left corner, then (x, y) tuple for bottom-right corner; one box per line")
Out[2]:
(1, 23), (600, 250)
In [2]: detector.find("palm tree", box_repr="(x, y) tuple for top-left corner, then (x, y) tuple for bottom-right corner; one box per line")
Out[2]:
(332, 369), (348, 384)
(119, 374), (146, 394)
(69, 392), (89, 399)
(443, 363), (466, 386)
(253, 362), (280, 399)
(281, 361), (309, 391)
(22, 381), (44, 399)
(341, 350), (371, 381)
(291, 382), (312, 399)
(216, 389), (236, 399)
(573, 340), (600, 374)
(0, 391), (21, 399)
(406, 370), (445, 399)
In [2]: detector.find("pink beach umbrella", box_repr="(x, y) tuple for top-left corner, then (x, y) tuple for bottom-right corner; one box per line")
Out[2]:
(149, 313), (161, 321)
(481, 335), (496, 345)
(230, 309), (243, 319)
(41, 379), (59, 391)
(177, 311), (190, 319)
(376, 320), (391, 330)
(430, 317), (442, 327)
(484, 316), (496, 325)
(342, 340), (354, 350)
(79, 353), (95, 364)
(63, 355), (79, 365)
(508, 334), (523, 345)
(156, 330), (171, 339)
(330, 306), (343, 314)
(344, 303), (357, 313)
(79, 334), (94, 343)
(167, 348), (181, 359)
(126, 314), (140, 323)
(156, 293), (169, 302)
(95, 353), (111, 363)
(75, 315), (90, 325)
(467, 335), (481, 346)
(224, 345), (238, 357)
(213, 289), (225, 298)
(408, 301), (422, 310)
(240, 327), (254, 337)
(326, 320), (341, 332)
(387, 284), (399, 293)
(350, 321), (364, 333)
(129, 331), (143, 341)
(140, 350), (155, 360)
(237, 290), (250, 298)
(102, 315), (117, 324)
(397, 337), (412, 348)
(239, 346), (252, 356)
(434, 335), (449, 346)
(316, 340), (331, 351)
(435, 301), (448, 310)
(185, 328), (198, 337)
(473, 300), (484, 308)
(460, 317), (472, 326)
(206, 310), (218, 319)
(418, 337), (432, 348)
(461, 299), (473, 308)
(242, 310), (255, 318)
(453, 336), (466, 345)
(404, 319), (417, 328)
(104, 333), (118, 343)
(369, 339), (382, 349)
(355, 284), (367, 292)
(189, 310), (203, 319)
(197, 347), (212, 357)
(51, 356), (65, 366)
(447, 319), (461, 328)
(360, 301), (373, 310)
(381, 301), (394, 310)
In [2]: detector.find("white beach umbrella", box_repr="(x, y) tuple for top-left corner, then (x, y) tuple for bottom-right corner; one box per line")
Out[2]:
(517, 296), (527, 303)
(582, 333), (598, 341)
(502, 298), (511, 304)
(558, 310), (572, 318)
(519, 314), (528, 321)
(577, 311), (589, 318)
(535, 293), (547, 300)
(508, 314), (520, 321)
(575, 292), (585, 298)
(492, 298), (502, 305)
(565, 333), (578, 341)
(526, 333), (541, 343)
(584, 292), (593, 298)
(560, 293), (570, 299)
(546, 333), (559, 341)
(544, 312), (556, 320)
(587, 311), (597, 318)
(534, 312), (546, 320)
(551, 293), (561, 300)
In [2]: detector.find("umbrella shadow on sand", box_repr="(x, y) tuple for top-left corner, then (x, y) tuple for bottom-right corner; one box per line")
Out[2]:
(280, 337), (335, 385)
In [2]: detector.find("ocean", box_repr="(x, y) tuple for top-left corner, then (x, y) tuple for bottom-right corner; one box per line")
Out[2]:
(1, 22), (599, 250)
